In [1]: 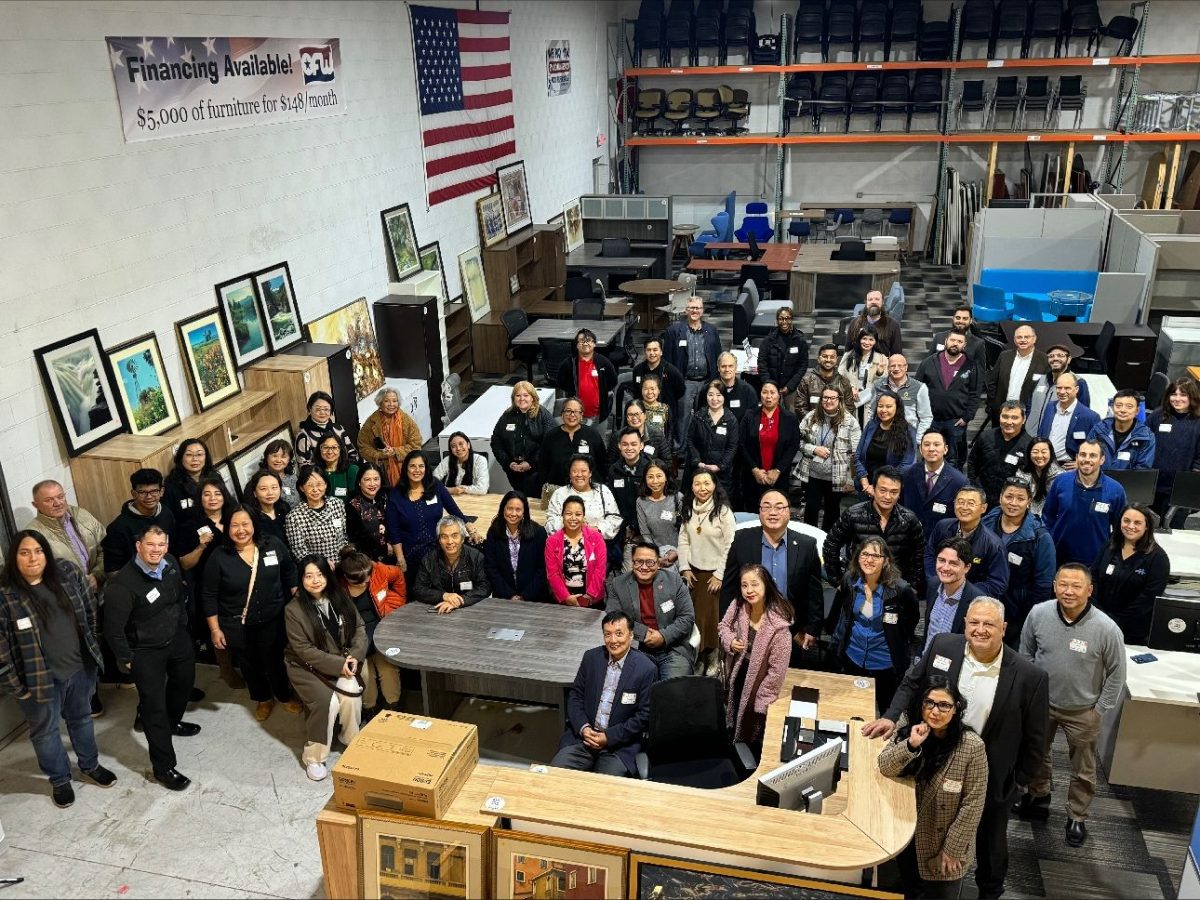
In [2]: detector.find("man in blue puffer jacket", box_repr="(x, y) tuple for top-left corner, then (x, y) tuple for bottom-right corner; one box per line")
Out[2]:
(981, 480), (1056, 647)
(1088, 389), (1155, 472)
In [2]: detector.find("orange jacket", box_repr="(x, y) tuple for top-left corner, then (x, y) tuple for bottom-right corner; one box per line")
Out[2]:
(341, 562), (407, 617)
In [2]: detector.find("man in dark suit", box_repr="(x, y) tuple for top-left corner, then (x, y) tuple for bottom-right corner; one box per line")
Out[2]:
(551, 611), (657, 777)
(900, 430), (968, 536)
(986, 323), (1050, 425)
(720, 490), (824, 664)
(863, 596), (1049, 900)
(605, 542), (696, 681)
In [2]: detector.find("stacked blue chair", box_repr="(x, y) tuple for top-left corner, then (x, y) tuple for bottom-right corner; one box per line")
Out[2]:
(971, 284), (1013, 321)
(735, 202), (775, 242)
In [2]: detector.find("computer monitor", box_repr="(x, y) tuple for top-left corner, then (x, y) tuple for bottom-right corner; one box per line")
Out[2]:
(1148, 596), (1200, 653)
(756, 737), (843, 813)
(1168, 470), (1200, 512)
(1106, 468), (1158, 506)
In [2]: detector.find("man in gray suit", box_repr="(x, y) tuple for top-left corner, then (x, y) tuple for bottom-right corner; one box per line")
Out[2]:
(605, 541), (696, 681)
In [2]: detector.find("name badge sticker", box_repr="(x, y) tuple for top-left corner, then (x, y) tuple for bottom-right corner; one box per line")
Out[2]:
(613, 479), (625, 488)
(943, 779), (963, 794)
(1106, 563), (1115, 575)
(425, 498), (438, 505)
(809, 396), (819, 405)
(460, 581), (473, 590)
(620, 692), (637, 704)
(730, 400), (741, 408)
(1008, 552), (1023, 565)
(197, 525), (212, 538)
(506, 423), (516, 431)
(716, 426), (727, 435)
(1094, 501), (1110, 513)
(578, 442), (590, 453)
(335, 487), (347, 496)
(591, 368), (598, 377)
(1073, 431), (1087, 440)
(883, 612), (899, 625)
(1159, 423), (1173, 433)
(660, 509), (675, 521)
(332, 517), (342, 528)
(932, 655), (951, 671)
(377, 589), (387, 601)
(146, 588), (161, 603)
(1117, 451), (1131, 461)
(789, 346), (799, 354)
(263, 553), (279, 567)
(1069, 638), (1088, 653)
(1004, 454), (1019, 465)
(678, 339), (688, 347)
(644, 446), (655, 455)
(936, 343), (945, 351)
(931, 502), (947, 514)
(660, 600), (675, 613)
(16, 616), (32, 631)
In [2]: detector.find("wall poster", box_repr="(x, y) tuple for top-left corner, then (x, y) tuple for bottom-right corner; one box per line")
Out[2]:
(547, 40), (571, 96)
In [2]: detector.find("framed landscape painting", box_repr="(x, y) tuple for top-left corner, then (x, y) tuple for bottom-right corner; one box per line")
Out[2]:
(381, 203), (422, 282)
(628, 853), (901, 899)
(229, 421), (293, 496)
(34, 328), (126, 456)
(457, 245), (491, 323)
(215, 274), (269, 368)
(212, 458), (239, 500)
(254, 262), (303, 353)
(563, 198), (585, 252)
(105, 332), (179, 437)
(497, 160), (532, 234)
(358, 811), (488, 899)
(175, 308), (241, 411)
(494, 832), (626, 900)
(476, 192), (507, 248)
(419, 241), (451, 305)
(305, 297), (384, 401)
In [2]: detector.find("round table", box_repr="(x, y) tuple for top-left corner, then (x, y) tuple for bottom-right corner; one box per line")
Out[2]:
(1048, 289), (1094, 321)
(671, 224), (699, 259)
(620, 278), (685, 331)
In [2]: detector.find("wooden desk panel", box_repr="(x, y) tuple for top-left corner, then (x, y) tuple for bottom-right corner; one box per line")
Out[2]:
(454, 493), (547, 537)
(687, 245), (798, 274)
(526, 299), (634, 319)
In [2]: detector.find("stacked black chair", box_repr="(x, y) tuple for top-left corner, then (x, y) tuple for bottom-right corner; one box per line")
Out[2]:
(665, 0), (696, 65)
(635, 0), (667, 65)
(988, 75), (1021, 127)
(722, 0), (755, 63)
(1062, 0), (1102, 56)
(826, 0), (857, 60)
(879, 71), (911, 130)
(1050, 75), (1086, 128)
(995, 0), (1031, 57)
(908, 69), (944, 130)
(817, 73), (850, 132)
(918, 13), (953, 60)
(634, 89), (667, 135)
(784, 72), (817, 133)
(889, 0), (922, 59)
(1028, 0), (1064, 56)
(858, 0), (889, 59)
(848, 72), (881, 131)
(955, 79), (987, 129)
(1096, 13), (1139, 56)
(694, 0), (724, 64)
(752, 33), (781, 63)
(959, 0), (997, 58)
(1020, 75), (1052, 128)
(793, 0), (825, 59)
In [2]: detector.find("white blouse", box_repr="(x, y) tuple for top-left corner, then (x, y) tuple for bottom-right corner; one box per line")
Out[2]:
(433, 454), (490, 495)
(544, 484), (623, 539)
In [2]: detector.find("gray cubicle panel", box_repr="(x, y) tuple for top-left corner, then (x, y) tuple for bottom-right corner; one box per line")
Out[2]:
(976, 207), (1105, 272)
(1092, 272), (1148, 324)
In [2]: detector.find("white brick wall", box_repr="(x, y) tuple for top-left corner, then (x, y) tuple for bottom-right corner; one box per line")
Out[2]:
(0, 0), (617, 525)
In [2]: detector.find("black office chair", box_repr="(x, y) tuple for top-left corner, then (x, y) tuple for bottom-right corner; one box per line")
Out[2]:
(826, 0), (857, 61)
(1106, 469), (1158, 506)
(500, 308), (538, 381)
(996, 0), (1031, 57)
(832, 240), (868, 260)
(784, 72), (817, 134)
(1145, 371), (1170, 411)
(732, 290), (756, 344)
(988, 75), (1022, 129)
(600, 237), (632, 258)
(635, 676), (757, 788)
(564, 275), (597, 301)
(572, 298), (605, 320)
(634, 0), (667, 65)
(1051, 75), (1087, 129)
(537, 337), (574, 388)
(1019, 76), (1052, 129)
(959, 0), (997, 58)
(1062, 0), (1102, 56)
(1028, 0), (1065, 57)
(747, 231), (765, 261)
(1096, 14), (1139, 57)
(1071, 321), (1114, 373)
(858, 0), (889, 60)
(739, 262), (771, 299)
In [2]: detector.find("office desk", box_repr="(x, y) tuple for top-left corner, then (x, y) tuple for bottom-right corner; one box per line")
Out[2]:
(1155, 530), (1200, 581)
(789, 255), (901, 315)
(687, 244), (799, 273)
(1078, 373), (1117, 417)
(512, 317), (624, 349)
(525, 299), (633, 320)
(438, 387), (556, 492)
(566, 243), (655, 290)
(479, 669), (916, 882)
(452, 492), (547, 537)
(1098, 646), (1200, 794)
(374, 597), (603, 733)
(998, 321), (1157, 390)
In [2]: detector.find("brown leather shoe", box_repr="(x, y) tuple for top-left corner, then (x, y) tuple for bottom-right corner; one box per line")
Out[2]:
(282, 699), (304, 715)
(254, 700), (275, 721)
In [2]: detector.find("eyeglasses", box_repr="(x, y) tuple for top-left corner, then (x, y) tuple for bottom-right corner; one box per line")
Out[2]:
(859, 551), (884, 560)
(563, 408), (582, 416)
(631, 559), (658, 569)
(576, 338), (595, 346)
(759, 503), (788, 513)
(134, 487), (162, 498)
(922, 699), (955, 713)
(310, 405), (332, 414)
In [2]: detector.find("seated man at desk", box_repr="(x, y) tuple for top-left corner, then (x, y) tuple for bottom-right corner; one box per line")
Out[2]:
(551, 611), (656, 777)
(605, 541), (696, 681)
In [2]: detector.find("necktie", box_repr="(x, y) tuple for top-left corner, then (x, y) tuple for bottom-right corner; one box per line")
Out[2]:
(926, 470), (937, 495)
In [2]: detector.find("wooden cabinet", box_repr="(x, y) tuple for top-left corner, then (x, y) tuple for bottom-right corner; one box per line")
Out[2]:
(445, 301), (473, 389)
(277, 343), (360, 442)
(373, 294), (446, 424)
(243, 352), (334, 436)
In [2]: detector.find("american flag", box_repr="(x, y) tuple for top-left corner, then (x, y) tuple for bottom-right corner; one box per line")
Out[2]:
(409, 4), (517, 207)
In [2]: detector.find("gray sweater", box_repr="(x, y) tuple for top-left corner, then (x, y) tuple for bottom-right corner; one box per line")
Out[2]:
(1020, 600), (1127, 713)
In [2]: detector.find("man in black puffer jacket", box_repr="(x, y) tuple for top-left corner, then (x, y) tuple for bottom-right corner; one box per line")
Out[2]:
(822, 465), (926, 596)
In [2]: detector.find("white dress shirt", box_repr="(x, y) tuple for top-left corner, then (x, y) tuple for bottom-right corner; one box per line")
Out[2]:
(1006, 351), (1035, 402)
(958, 646), (1002, 735)
(1048, 400), (1077, 462)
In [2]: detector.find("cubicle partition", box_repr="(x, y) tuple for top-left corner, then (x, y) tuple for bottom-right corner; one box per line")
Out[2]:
(1099, 198), (1200, 323)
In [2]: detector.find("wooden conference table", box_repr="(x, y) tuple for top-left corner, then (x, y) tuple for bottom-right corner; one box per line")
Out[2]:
(789, 246), (901, 315)
(452, 492), (547, 537)
(565, 242), (656, 286)
(512, 316), (624, 349)
(620, 277), (683, 331)
(525, 298), (634, 320)
(686, 242), (799, 273)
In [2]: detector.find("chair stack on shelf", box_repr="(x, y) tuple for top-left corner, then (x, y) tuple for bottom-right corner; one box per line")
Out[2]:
(793, 0), (826, 60)
(694, 0), (724, 64)
(665, 0), (696, 66)
(1049, 74), (1086, 128)
(878, 71), (912, 130)
(723, 0), (756, 63)
(959, 0), (997, 58)
(995, 0), (1031, 56)
(889, 0), (922, 59)
(816, 73), (849, 132)
(826, 0), (858, 60)
(858, 0), (889, 60)
(918, 12), (954, 60)
(1061, 0), (1102, 56)
(784, 72), (817, 134)
(635, 0), (667, 66)
(847, 72), (881, 132)
(634, 88), (668, 135)
(908, 70), (945, 131)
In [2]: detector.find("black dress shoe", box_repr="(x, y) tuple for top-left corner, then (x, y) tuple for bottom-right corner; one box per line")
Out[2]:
(134, 713), (143, 732)
(1065, 818), (1088, 847)
(1013, 792), (1051, 820)
(189, 687), (206, 702)
(52, 782), (75, 808)
(172, 721), (201, 737)
(154, 768), (191, 791)
(90, 692), (104, 718)
(81, 765), (117, 787)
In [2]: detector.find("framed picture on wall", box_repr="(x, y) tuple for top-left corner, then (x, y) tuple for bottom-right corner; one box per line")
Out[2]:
(493, 831), (627, 900)
(304, 297), (385, 402)
(228, 421), (293, 497)
(105, 332), (180, 437)
(380, 203), (422, 281)
(254, 262), (303, 353)
(175, 308), (241, 411)
(357, 811), (489, 899)
(627, 853), (901, 899)
(563, 198), (585, 252)
(215, 274), (270, 368)
(211, 458), (239, 500)
(476, 192), (507, 248)
(458, 245), (491, 323)
(496, 160), (532, 234)
(418, 241), (451, 305)
(33, 328), (127, 457)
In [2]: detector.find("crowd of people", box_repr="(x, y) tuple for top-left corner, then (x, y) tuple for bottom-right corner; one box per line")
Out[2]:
(1, 294), (1194, 900)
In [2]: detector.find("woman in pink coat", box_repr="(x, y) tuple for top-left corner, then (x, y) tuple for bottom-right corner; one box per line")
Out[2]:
(718, 563), (794, 751)
(544, 495), (607, 606)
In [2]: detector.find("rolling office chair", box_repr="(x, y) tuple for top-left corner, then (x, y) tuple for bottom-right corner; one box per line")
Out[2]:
(1145, 371), (1170, 411)
(663, 88), (695, 133)
(537, 337), (574, 388)
(720, 85), (751, 134)
(832, 240), (868, 261)
(633, 88), (668, 135)
(1071, 320), (1115, 374)
(735, 202), (774, 243)
(693, 87), (724, 134)
(500, 308), (538, 381)
(571, 298), (605, 320)
(564, 275), (597, 301)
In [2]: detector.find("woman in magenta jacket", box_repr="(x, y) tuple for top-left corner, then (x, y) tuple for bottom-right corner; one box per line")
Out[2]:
(544, 495), (607, 606)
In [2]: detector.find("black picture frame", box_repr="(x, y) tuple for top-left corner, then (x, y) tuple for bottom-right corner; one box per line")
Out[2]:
(33, 328), (128, 457)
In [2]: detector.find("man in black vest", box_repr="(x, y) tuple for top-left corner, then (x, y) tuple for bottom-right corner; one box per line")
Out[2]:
(103, 525), (199, 791)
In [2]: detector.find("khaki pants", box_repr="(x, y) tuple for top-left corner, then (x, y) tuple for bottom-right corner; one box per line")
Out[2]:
(363, 653), (401, 708)
(1029, 705), (1101, 820)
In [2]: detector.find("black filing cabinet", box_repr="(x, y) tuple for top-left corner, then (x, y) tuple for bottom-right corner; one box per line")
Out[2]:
(287, 342), (361, 442)
(373, 294), (445, 424)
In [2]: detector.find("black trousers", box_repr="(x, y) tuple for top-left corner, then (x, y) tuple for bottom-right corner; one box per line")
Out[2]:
(897, 842), (965, 899)
(236, 616), (292, 704)
(131, 626), (195, 774)
(973, 796), (1011, 898)
(506, 466), (542, 499)
(839, 655), (900, 719)
(803, 477), (843, 531)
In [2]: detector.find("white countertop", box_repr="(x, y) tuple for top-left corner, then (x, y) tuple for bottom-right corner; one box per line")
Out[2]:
(1156, 530), (1200, 579)
(1122, 645), (1200, 707)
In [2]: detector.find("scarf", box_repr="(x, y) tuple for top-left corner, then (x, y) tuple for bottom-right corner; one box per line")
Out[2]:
(380, 413), (403, 487)
(689, 496), (715, 531)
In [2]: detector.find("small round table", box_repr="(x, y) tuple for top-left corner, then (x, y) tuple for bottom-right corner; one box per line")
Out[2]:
(671, 224), (699, 260)
(1048, 289), (1094, 321)
(620, 278), (685, 331)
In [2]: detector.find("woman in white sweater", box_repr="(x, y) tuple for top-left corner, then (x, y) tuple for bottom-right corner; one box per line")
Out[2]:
(676, 470), (736, 675)
(433, 431), (490, 496)
(544, 455), (623, 541)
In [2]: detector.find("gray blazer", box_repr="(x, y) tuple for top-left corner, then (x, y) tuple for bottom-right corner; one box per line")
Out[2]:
(605, 568), (695, 656)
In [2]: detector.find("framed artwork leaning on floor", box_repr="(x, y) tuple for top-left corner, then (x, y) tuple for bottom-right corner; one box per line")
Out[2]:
(493, 831), (627, 900)
(34, 328), (127, 456)
(105, 331), (180, 437)
(358, 811), (489, 899)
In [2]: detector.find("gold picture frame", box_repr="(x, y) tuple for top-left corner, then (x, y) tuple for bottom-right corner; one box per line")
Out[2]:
(628, 852), (901, 899)
(358, 811), (489, 900)
(493, 831), (628, 900)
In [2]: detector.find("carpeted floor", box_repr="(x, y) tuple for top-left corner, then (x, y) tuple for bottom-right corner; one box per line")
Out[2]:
(458, 252), (1197, 899)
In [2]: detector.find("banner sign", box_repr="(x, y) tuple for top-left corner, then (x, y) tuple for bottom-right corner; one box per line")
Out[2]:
(547, 40), (571, 96)
(105, 36), (345, 142)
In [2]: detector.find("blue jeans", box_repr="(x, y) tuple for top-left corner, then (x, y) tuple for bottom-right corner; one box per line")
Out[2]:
(647, 645), (696, 681)
(17, 668), (99, 786)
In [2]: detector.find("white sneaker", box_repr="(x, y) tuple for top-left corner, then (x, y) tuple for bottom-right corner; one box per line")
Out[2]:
(306, 762), (328, 781)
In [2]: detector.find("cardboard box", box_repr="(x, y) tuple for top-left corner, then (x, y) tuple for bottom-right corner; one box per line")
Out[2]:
(332, 711), (479, 818)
